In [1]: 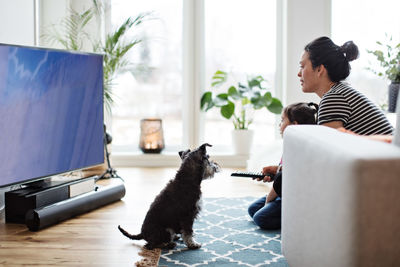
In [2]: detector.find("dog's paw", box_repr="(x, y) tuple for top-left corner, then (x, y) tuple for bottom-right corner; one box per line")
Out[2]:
(144, 243), (155, 250)
(182, 233), (201, 249)
(165, 242), (177, 249)
(187, 242), (202, 249)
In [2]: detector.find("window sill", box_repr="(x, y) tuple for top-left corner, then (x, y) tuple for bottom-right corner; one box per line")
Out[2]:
(111, 151), (250, 168)
(110, 140), (283, 169)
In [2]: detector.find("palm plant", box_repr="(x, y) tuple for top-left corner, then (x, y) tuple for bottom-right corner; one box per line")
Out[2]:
(99, 14), (146, 110)
(41, 1), (147, 111)
(41, 8), (95, 51)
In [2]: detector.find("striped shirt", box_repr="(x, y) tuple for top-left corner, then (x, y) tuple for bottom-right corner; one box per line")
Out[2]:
(318, 82), (393, 135)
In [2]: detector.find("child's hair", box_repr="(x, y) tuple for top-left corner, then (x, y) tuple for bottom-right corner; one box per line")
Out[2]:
(283, 102), (319, 125)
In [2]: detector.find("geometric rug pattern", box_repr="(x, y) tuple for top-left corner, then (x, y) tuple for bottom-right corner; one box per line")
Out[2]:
(159, 197), (289, 266)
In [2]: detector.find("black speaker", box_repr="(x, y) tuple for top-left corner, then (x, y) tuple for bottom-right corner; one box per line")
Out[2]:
(5, 183), (69, 223)
(25, 179), (126, 231)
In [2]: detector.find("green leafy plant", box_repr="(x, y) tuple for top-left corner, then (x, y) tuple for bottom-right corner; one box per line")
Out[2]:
(200, 70), (283, 130)
(100, 15), (146, 110)
(41, 0), (148, 111)
(367, 34), (400, 83)
(41, 8), (95, 51)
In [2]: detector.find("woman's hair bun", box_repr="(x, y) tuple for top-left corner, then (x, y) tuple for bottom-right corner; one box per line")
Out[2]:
(340, 41), (359, 62)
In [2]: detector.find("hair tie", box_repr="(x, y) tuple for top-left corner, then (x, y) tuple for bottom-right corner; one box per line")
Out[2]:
(307, 102), (319, 112)
(339, 46), (347, 60)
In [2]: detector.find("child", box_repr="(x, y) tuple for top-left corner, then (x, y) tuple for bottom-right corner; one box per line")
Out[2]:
(248, 102), (319, 229)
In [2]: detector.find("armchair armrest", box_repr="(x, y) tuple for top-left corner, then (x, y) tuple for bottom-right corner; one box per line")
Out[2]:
(281, 125), (400, 267)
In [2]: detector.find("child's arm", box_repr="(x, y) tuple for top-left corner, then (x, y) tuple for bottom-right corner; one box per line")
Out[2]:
(266, 187), (278, 203)
(254, 165), (278, 182)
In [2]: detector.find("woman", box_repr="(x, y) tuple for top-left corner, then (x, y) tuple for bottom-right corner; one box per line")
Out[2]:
(251, 37), (394, 230)
(298, 36), (393, 135)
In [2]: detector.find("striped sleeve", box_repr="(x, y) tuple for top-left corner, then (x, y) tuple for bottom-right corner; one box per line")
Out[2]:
(318, 92), (351, 125)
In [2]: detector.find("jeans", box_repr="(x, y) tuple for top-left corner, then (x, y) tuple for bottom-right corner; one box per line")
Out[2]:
(248, 195), (281, 230)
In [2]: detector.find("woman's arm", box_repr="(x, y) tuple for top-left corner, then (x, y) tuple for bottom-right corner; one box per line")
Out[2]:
(336, 127), (393, 143)
(321, 121), (344, 129)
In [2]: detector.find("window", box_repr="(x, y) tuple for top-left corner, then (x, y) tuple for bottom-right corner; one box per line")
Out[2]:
(111, 0), (183, 151)
(110, 0), (278, 155)
(203, 0), (277, 149)
(332, 0), (400, 109)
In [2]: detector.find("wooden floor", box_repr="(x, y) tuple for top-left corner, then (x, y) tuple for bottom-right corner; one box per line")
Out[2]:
(0, 167), (269, 266)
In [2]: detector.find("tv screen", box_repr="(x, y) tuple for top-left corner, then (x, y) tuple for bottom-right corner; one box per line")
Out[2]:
(0, 44), (104, 188)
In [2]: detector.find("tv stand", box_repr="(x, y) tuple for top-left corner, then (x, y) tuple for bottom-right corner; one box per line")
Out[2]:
(22, 177), (72, 189)
(5, 177), (81, 223)
(0, 187), (6, 212)
(5, 177), (125, 231)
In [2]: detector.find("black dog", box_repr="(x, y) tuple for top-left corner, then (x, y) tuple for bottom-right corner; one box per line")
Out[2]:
(118, 143), (220, 250)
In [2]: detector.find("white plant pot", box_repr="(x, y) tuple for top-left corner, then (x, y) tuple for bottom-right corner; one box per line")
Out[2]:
(232, 129), (254, 155)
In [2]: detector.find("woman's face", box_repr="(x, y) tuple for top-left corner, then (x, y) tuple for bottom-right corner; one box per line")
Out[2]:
(298, 51), (319, 93)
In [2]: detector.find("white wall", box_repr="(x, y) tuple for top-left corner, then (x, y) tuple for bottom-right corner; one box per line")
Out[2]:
(38, 0), (69, 47)
(0, 0), (70, 47)
(282, 0), (332, 105)
(0, 0), (35, 45)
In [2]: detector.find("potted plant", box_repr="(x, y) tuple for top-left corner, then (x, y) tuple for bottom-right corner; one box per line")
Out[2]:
(200, 70), (283, 154)
(367, 35), (400, 112)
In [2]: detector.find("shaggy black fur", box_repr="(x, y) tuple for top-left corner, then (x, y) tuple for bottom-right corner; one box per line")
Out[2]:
(118, 143), (220, 250)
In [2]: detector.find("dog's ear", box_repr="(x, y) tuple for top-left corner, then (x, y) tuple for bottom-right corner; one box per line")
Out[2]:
(179, 149), (191, 159)
(199, 143), (212, 154)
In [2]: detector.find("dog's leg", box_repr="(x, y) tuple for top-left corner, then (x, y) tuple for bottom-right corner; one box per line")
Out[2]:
(144, 228), (175, 250)
(163, 242), (177, 249)
(145, 241), (176, 250)
(173, 234), (181, 241)
(167, 228), (181, 241)
(165, 228), (177, 248)
(181, 230), (201, 249)
(144, 243), (155, 250)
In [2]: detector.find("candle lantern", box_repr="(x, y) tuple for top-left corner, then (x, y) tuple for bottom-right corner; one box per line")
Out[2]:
(139, 118), (165, 153)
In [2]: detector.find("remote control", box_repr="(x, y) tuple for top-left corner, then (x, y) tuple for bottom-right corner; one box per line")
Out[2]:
(231, 171), (275, 179)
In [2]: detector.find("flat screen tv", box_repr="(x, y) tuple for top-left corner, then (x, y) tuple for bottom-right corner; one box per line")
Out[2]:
(0, 43), (104, 188)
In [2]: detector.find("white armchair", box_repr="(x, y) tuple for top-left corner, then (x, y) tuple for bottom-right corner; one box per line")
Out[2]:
(281, 125), (400, 267)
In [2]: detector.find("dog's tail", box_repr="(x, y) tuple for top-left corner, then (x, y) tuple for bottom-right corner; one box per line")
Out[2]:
(118, 225), (143, 240)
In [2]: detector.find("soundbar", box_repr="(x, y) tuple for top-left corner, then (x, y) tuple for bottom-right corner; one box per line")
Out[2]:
(25, 179), (126, 231)
(5, 176), (96, 223)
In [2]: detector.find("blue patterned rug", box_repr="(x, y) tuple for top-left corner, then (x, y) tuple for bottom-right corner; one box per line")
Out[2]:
(159, 197), (289, 266)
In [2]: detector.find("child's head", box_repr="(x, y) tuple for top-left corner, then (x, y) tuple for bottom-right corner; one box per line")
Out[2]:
(279, 102), (319, 135)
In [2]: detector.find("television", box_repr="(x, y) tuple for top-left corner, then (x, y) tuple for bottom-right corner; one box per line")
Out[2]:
(0, 43), (104, 189)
